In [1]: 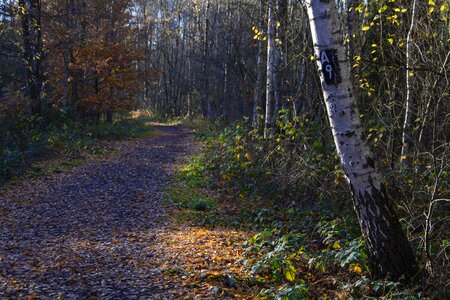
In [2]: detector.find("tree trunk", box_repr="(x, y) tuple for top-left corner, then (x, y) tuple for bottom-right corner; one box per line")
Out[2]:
(264, 0), (275, 139)
(346, 0), (359, 59)
(305, 0), (418, 282)
(202, 0), (211, 120)
(106, 111), (113, 123)
(252, 0), (264, 128)
(273, 0), (281, 117)
(401, 0), (418, 166)
(19, 0), (43, 115)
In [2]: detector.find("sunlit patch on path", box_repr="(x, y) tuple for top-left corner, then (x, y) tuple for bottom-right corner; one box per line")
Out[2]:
(151, 227), (254, 299)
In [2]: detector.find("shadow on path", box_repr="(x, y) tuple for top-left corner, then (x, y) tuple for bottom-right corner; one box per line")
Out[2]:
(0, 124), (195, 298)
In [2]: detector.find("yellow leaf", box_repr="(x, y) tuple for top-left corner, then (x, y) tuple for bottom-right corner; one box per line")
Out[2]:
(333, 241), (341, 249)
(409, 71), (414, 77)
(310, 55), (315, 61)
(362, 26), (370, 31)
(284, 265), (296, 282)
(378, 5), (388, 14)
(352, 263), (363, 274)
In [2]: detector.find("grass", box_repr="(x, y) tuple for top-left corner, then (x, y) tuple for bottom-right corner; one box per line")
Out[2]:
(164, 156), (218, 225)
(90, 116), (157, 140)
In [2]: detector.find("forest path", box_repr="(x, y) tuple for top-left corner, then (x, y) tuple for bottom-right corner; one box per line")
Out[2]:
(0, 124), (197, 298)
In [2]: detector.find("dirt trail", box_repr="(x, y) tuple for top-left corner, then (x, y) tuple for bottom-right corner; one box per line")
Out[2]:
(0, 124), (196, 299)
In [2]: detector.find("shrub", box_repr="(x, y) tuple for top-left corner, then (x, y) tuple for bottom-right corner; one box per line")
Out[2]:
(202, 109), (348, 207)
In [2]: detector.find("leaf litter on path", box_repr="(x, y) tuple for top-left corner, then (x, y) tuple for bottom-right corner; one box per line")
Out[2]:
(0, 124), (210, 299)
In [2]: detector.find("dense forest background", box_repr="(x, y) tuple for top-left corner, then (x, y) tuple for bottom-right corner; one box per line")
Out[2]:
(0, 0), (449, 296)
(2, 0), (449, 133)
(1, 0), (449, 155)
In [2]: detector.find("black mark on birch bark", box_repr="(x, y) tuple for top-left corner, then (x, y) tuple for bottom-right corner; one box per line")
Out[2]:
(320, 49), (342, 85)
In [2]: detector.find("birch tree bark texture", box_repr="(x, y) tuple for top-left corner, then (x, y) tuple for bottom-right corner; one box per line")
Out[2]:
(264, 0), (275, 139)
(401, 0), (418, 166)
(305, 0), (418, 282)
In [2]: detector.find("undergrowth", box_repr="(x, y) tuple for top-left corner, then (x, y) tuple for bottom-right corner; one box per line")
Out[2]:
(0, 110), (156, 185)
(168, 112), (449, 299)
(166, 153), (430, 299)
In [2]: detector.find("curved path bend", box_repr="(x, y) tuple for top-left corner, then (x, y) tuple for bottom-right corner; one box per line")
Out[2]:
(0, 124), (195, 299)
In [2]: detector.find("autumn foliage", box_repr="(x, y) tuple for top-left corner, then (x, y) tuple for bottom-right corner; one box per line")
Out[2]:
(44, 0), (143, 118)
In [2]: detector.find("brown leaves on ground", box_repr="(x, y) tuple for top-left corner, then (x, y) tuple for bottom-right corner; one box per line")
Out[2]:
(0, 124), (201, 298)
(151, 227), (256, 299)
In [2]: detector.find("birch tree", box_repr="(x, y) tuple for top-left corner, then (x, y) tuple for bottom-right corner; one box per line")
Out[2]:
(252, 0), (264, 128)
(264, 0), (275, 139)
(400, 0), (418, 165)
(305, 0), (418, 281)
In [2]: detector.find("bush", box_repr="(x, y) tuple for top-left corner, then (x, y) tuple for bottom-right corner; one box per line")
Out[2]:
(202, 109), (348, 207)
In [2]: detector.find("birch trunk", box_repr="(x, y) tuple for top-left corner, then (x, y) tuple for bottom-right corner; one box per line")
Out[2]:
(401, 0), (418, 165)
(264, 0), (275, 139)
(305, 0), (418, 281)
(252, 0), (264, 128)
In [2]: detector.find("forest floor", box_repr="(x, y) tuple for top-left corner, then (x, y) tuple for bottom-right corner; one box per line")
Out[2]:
(0, 124), (245, 299)
(1, 121), (440, 299)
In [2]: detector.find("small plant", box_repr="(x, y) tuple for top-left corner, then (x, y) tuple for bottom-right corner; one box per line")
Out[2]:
(178, 160), (210, 188)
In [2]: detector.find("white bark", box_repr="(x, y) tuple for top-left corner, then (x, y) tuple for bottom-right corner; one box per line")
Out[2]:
(253, 0), (264, 128)
(306, 0), (382, 194)
(264, 0), (275, 139)
(401, 0), (418, 165)
(305, 0), (418, 281)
